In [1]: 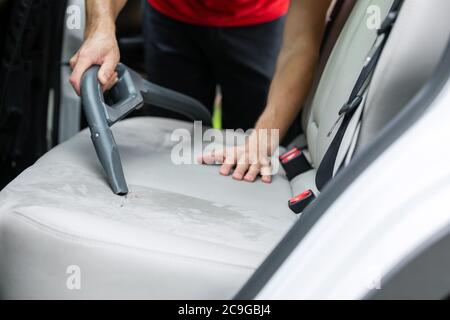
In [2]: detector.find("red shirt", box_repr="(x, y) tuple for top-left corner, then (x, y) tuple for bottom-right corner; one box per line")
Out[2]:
(147, 0), (289, 27)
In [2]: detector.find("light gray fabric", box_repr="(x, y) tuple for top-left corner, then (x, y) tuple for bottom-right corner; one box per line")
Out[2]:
(358, 0), (450, 147)
(0, 117), (296, 299)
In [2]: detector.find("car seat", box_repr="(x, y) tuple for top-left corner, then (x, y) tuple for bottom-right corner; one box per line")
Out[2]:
(0, 0), (448, 299)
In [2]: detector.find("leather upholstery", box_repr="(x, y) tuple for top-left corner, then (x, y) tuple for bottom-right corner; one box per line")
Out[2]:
(0, 118), (296, 299)
(305, 0), (394, 167)
(358, 0), (450, 147)
(0, 0), (448, 299)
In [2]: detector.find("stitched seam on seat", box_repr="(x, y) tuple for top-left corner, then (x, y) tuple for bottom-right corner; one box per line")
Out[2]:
(8, 210), (259, 270)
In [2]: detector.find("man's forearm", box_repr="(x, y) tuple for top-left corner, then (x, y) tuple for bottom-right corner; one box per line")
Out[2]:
(255, 41), (319, 138)
(85, 0), (128, 37)
(255, 0), (331, 141)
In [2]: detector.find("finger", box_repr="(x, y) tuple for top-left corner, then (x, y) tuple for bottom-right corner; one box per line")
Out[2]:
(244, 164), (261, 182)
(102, 72), (118, 92)
(212, 152), (226, 165)
(199, 151), (215, 165)
(98, 56), (118, 86)
(219, 161), (235, 176)
(197, 154), (206, 164)
(260, 165), (273, 184)
(69, 56), (95, 96)
(200, 149), (225, 165)
(69, 51), (79, 70)
(220, 149), (239, 175)
(232, 158), (250, 181)
(213, 147), (226, 164)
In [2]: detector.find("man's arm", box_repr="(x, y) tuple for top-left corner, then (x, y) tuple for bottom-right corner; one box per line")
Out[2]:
(69, 0), (128, 95)
(255, 0), (331, 138)
(200, 0), (332, 183)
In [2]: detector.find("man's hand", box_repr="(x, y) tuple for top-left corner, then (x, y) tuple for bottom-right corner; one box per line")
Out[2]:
(199, 0), (331, 184)
(69, 31), (120, 95)
(199, 130), (278, 183)
(69, 0), (127, 95)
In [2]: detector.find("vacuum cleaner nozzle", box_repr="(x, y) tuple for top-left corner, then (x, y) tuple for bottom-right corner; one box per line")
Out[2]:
(81, 64), (212, 195)
(81, 64), (143, 195)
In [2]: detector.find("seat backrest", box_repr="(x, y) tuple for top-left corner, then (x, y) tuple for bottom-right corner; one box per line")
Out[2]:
(334, 0), (450, 170)
(356, 0), (450, 148)
(304, 0), (394, 167)
(301, 0), (357, 131)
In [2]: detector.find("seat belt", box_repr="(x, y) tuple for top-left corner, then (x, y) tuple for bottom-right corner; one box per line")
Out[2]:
(315, 0), (403, 191)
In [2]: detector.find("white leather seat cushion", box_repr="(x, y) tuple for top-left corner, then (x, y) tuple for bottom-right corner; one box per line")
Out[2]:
(0, 117), (296, 299)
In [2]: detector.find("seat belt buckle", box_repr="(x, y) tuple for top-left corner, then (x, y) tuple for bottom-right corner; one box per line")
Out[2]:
(289, 190), (316, 214)
(279, 147), (312, 180)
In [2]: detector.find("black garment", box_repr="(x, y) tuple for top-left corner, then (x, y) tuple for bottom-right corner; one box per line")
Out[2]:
(142, 4), (285, 131)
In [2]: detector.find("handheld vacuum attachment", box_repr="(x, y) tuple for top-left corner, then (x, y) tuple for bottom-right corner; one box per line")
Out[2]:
(81, 64), (212, 195)
(81, 64), (143, 195)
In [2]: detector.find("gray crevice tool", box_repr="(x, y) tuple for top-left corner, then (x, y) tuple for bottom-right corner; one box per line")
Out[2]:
(81, 63), (212, 196)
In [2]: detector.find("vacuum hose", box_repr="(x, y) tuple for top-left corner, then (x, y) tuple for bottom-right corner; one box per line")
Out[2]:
(81, 63), (211, 195)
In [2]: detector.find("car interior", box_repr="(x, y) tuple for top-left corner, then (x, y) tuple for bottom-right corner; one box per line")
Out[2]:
(0, 0), (449, 299)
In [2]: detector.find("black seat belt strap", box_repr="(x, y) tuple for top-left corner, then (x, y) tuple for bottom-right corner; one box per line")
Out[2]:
(315, 0), (403, 191)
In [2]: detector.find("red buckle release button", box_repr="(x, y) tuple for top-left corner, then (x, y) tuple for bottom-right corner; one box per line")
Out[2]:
(289, 190), (312, 205)
(280, 147), (302, 164)
(288, 190), (315, 214)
